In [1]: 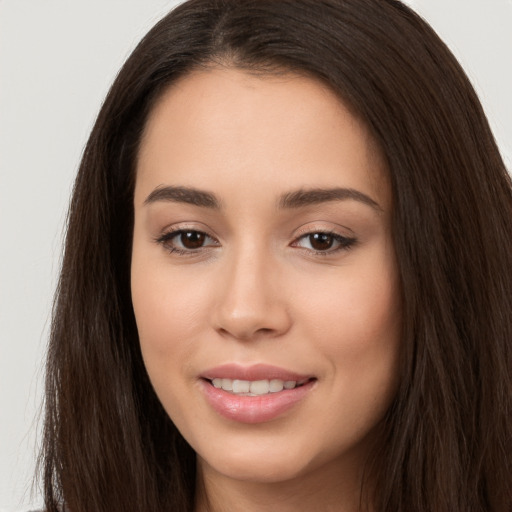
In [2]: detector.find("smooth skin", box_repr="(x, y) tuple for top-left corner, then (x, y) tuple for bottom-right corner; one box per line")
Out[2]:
(131, 68), (402, 512)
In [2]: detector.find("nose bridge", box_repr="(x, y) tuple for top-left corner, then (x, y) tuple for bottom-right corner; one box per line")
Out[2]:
(213, 239), (290, 340)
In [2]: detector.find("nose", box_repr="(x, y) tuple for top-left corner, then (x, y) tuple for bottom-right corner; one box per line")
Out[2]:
(212, 247), (292, 341)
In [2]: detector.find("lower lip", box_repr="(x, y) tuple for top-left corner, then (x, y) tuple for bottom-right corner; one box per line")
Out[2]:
(199, 379), (315, 424)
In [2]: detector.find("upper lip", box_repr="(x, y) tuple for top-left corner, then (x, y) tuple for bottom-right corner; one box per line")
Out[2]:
(201, 363), (314, 382)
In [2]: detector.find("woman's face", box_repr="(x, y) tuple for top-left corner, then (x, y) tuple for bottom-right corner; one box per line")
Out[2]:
(131, 68), (401, 488)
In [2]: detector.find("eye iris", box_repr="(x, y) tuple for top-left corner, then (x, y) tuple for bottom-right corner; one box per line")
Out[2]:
(180, 231), (205, 249)
(309, 233), (334, 251)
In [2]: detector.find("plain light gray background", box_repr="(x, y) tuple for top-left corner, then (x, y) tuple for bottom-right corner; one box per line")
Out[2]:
(1, 1), (511, 510)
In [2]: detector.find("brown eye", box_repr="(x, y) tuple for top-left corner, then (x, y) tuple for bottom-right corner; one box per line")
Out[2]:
(309, 233), (334, 251)
(156, 229), (219, 254)
(292, 231), (357, 254)
(180, 231), (206, 249)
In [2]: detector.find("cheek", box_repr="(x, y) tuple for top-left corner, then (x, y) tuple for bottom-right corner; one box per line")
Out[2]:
(131, 259), (211, 354)
(295, 249), (401, 404)
(298, 253), (400, 347)
(130, 259), (210, 421)
(130, 261), (214, 422)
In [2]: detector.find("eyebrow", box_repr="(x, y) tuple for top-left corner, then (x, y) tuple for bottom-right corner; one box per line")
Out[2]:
(144, 185), (220, 209)
(278, 187), (382, 211)
(144, 185), (381, 211)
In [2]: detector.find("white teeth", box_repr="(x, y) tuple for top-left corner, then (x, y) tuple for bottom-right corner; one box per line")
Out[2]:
(250, 380), (269, 395)
(221, 378), (233, 391)
(210, 378), (302, 395)
(269, 379), (284, 392)
(232, 380), (250, 393)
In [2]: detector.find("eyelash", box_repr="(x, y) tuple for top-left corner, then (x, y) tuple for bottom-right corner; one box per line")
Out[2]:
(292, 230), (357, 255)
(155, 229), (357, 256)
(155, 229), (219, 256)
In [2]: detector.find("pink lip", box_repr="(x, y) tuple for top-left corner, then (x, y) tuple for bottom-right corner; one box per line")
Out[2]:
(199, 364), (316, 424)
(201, 363), (311, 382)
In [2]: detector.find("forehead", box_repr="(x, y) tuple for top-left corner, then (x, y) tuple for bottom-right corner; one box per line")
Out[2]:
(135, 67), (390, 210)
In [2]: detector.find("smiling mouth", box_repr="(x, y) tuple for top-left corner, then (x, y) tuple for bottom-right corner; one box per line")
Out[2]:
(205, 377), (314, 396)
(201, 370), (317, 422)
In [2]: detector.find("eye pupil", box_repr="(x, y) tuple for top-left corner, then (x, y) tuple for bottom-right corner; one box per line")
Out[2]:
(180, 231), (206, 249)
(309, 233), (334, 251)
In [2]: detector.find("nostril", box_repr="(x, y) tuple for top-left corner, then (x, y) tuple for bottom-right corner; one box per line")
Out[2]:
(215, 325), (277, 341)
(256, 327), (274, 335)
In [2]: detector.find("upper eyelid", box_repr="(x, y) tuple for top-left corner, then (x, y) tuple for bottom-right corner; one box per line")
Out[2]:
(293, 223), (355, 238)
(294, 231), (352, 241)
(157, 228), (350, 241)
(158, 224), (218, 239)
(295, 229), (348, 240)
(156, 225), (353, 240)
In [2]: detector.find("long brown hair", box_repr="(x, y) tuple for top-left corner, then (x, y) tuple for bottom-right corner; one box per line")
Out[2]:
(40, 1), (512, 510)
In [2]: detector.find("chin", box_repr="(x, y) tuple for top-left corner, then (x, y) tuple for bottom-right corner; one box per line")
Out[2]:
(196, 434), (318, 484)
(202, 454), (310, 484)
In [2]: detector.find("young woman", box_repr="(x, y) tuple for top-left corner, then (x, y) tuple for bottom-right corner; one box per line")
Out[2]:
(40, 0), (512, 511)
